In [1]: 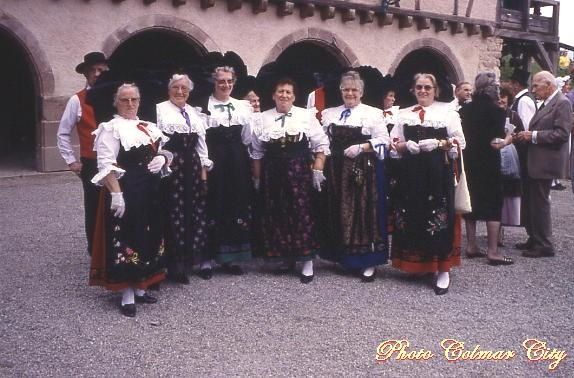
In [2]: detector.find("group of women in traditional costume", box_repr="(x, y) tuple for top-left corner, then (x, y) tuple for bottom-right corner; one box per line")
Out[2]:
(89, 67), (467, 317)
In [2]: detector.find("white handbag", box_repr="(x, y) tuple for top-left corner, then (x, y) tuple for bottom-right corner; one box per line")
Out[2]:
(454, 149), (472, 214)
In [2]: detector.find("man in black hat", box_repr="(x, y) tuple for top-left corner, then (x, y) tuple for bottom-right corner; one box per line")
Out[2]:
(509, 68), (537, 130)
(57, 52), (108, 255)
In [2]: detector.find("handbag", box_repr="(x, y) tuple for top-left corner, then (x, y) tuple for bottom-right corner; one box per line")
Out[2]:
(454, 148), (472, 214)
(500, 143), (521, 179)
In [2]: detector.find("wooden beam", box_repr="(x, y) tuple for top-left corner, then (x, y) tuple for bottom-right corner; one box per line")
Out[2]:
(480, 24), (495, 37)
(251, 0), (268, 14)
(399, 15), (413, 29)
(465, 0), (474, 17)
(453, 0), (458, 15)
(200, 0), (215, 9)
(320, 6), (336, 20)
(466, 23), (480, 35)
(523, 0), (531, 31)
(143, 0), (157, 4)
(277, 2), (294, 16)
(535, 40), (555, 73)
(341, 8), (356, 22)
(449, 21), (464, 34)
(299, 3), (315, 18)
(433, 19), (448, 32)
(227, 0), (242, 11)
(415, 16), (430, 30)
(378, 13), (394, 26)
(359, 10), (375, 24)
(172, 0), (186, 5)
(414, 0), (421, 11)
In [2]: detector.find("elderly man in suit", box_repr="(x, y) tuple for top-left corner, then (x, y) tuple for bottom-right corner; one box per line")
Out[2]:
(514, 71), (573, 257)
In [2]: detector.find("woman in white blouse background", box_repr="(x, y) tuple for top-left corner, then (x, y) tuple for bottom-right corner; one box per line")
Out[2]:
(318, 71), (390, 282)
(251, 78), (330, 283)
(156, 74), (213, 284)
(90, 83), (171, 317)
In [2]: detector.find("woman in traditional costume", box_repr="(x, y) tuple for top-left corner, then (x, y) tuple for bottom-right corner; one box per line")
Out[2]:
(389, 73), (465, 295)
(251, 78), (330, 283)
(318, 71), (390, 282)
(90, 83), (171, 317)
(156, 74), (213, 284)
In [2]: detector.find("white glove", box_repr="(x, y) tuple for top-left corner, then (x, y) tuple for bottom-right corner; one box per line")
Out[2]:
(252, 177), (260, 191)
(147, 155), (166, 174)
(418, 138), (439, 152)
(406, 140), (420, 155)
(447, 146), (459, 160)
(312, 169), (326, 192)
(343, 144), (363, 159)
(110, 192), (125, 218)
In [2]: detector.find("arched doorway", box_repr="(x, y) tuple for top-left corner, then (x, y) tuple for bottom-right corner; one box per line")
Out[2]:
(392, 48), (459, 107)
(0, 29), (38, 171)
(102, 29), (208, 122)
(257, 41), (348, 110)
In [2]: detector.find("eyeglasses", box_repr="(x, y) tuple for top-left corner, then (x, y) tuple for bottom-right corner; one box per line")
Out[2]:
(415, 85), (435, 91)
(171, 85), (190, 92)
(216, 80), (235, 85)
(119, 97), (140, 103)
(341, 87), (360, 93)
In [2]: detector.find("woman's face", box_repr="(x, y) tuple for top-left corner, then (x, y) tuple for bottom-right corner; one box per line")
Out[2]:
(383, 91), (396, 110)
(414, 77), (436, 107)
(116, 87), (140, 120)
(498, 95), (509, 110)
(273, 84), (295, 113)
(245, 90), (261, 112)
(213, 70), (234, 100)
(340, 80), (362, 108)
(168, 78), (190, 108)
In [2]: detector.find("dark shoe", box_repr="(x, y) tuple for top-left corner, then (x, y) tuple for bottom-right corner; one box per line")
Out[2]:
(198, 268), (213, 280)
(551, 183), (566, 191)
(120, 303), (136, 317)
(487, 256), (514, 266)
(300, 274), (314, 284)
(522, 247), (555, 258)
(465, 250), (487, 259)
(433, 284), (449, 296)
(361, 269), (376, 283)
(515, 240), (534, 250)
(222, 264), (244, 276)
(135, 293), (158, 304)
(167, 272), (190, 284)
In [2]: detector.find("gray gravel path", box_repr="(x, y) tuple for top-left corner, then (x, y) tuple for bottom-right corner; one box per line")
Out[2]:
(0, 172), (572, 377)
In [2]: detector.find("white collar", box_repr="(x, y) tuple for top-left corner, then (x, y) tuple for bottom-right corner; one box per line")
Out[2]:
(544, 90), (560, 106)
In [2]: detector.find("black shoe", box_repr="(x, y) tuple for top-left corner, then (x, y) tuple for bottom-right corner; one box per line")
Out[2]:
(522, 247), (555, 258)
(135, 293), (158, 304)
(120, 303), (136, 317)
(198, 268), (213, 280)
(433, 284), (449, 295)
(300, 274), (314, 284)
(361, 269), (376, 283)
(223, 264), (244, 276)
(515, 240), (534, 250)
(167, 272), (190, 284)
(551, 183), (566, 191)
(487, 256), (514, 266)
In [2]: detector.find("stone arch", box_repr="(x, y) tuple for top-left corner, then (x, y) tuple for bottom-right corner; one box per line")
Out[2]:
(388, 38), (464, 84)
(102, 14), (220, 57)
(0, 11), (54, 96)
(262, 28), (359, 67)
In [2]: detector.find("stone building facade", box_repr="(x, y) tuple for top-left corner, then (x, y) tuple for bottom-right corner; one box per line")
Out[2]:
(0, 0), (558, 172)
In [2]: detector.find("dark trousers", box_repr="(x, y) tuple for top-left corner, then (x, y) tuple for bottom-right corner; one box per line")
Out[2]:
(79, 158), (100, 255)
(525, 178), (553, 249)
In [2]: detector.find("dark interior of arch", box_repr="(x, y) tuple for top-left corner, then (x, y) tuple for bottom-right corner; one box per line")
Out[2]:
(0, 29), (36, 166)
(98, 29), (208, 122)
(257, 41), (346, 111)
(393, 48), (457, 107)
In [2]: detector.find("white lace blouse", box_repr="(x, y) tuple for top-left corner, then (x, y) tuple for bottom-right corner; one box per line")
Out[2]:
(321, 103), (390, 159)
(207, 96), (254, 146)
(156, 100), (213, 170)
(391, 101), (466, 149)
(250, 106), (330, 160)
(91, 115), (171, 185)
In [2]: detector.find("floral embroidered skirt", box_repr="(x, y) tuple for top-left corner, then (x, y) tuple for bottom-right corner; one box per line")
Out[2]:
(318, 151), (388, 269)
(206, 126), (252, 264)
(261, 150), (318, 262)
(162, 133), (208, 274)
(90, 163), (166, 291)
(390, 150), (461, 273)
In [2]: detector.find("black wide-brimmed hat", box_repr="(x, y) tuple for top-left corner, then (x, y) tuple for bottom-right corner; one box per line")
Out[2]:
(75, 52), (108, 74)
(510, 68), (531, 87)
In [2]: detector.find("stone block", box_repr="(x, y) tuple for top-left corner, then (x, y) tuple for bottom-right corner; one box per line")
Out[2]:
(42, 96), (69, 123)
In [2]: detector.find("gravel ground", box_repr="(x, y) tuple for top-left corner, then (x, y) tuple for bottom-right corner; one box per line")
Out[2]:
(0, 172), (572, 377)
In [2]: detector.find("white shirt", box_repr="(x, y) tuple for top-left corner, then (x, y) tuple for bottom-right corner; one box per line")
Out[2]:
(156, 100), (213, 170)
(57, 90), (85, 165)
(321, 103), (390, 160)
(207, 96), (254, 146)
(91, 115), (170, 185)
(250, 106), (330, 160)
(391, 101), (466, 152)
(515, 88), (536, 131)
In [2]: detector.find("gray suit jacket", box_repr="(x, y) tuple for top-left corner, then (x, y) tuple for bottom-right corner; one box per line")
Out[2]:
(527, 92), (573, 179)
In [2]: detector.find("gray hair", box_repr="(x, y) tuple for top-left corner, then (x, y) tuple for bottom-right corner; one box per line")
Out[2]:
(212, 66), (236, 80)
(113, 83), (140, 107)
(473, 72), (499, 102)
(534, 71), (558, 90)
(413, 73), (440, 98)
(339, 71), (364, 93)
(168, 74), (194, 91)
